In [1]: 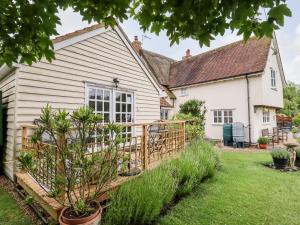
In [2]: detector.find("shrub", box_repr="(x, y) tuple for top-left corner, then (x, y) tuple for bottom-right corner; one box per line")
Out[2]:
(165, 141), (218, 198)
(292, 126), (300, 134)
(293, 113), (300, 127)
(104, 167), (177, 225)
(175, 99), (207, 140)
(258, 137), (268, 144)
(271, 150), (290, 159)
(104, 140), (218, 225)
(295, 148), (300, 157)
(17, 150), (35, 172)
(173, 113), (204, 138)
(179, 99), (206, 119)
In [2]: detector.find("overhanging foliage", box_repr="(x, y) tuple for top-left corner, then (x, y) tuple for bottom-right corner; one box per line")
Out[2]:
(0, 0), (291, 66)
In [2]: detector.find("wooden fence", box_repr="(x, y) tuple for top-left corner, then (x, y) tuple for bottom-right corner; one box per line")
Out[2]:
(20, 120), (198, 193)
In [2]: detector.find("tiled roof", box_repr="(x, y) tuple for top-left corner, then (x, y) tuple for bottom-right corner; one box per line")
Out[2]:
(140, 37), (271, 88)
(160, 97), (172, 108)
(52, 24), (105, 44)
(169, 37), (271, 88)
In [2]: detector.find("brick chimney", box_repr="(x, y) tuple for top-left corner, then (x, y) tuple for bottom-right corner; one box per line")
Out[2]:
(182, 49), (192, 59)
(132, 36), (142, 55)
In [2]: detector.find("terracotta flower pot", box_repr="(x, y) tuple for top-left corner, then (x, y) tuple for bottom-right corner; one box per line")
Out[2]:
(59, 201), (102, 225)
(259, 143), (267, 149)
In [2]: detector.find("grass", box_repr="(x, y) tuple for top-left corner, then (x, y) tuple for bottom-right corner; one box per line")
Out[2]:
(158, 151), (300, 225)
(0, 188), (32, 225)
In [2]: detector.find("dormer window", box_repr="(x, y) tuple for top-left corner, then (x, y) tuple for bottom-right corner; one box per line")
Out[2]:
(271, 68), (276, 88)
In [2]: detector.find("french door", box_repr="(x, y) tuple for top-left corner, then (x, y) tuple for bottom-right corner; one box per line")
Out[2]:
(87, 85), (134, 139)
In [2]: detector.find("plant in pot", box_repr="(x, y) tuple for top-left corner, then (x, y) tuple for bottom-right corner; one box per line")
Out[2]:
(19, 105), (123, 225)
(271, 150), (290, 169)
(257, 137), (268, 149)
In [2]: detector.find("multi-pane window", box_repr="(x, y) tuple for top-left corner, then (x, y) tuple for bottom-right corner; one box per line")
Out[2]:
(263, 109), (270, 123)
(88, 88), (111, 123)
(160, 109), (169, 120)
(213, 110), (222, 124)
(271, 68), (276, 88)
(87, 85), (134, 141)
(115, 91), (133, 140)
(223, 110), (233, 124)
(180, 88), (188, 96)
(213, 110), (233, 124)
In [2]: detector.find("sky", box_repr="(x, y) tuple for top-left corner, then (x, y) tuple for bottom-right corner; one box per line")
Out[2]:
(56, 0), (299, 84)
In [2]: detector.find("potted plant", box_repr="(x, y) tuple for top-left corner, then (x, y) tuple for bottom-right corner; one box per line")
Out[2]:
(271, 150), (290, 169)
(19, 105), (123, 225)
(257, 137), (268, 149)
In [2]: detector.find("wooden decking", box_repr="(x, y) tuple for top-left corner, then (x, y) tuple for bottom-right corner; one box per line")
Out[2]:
(16, 172), (62, 220)
(16, 172), (137, 221)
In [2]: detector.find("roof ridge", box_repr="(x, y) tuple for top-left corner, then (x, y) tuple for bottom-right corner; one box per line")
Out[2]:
(52, 23), (105, 44)
(142, 49), (176, 62)
(171, 36), (271, 65)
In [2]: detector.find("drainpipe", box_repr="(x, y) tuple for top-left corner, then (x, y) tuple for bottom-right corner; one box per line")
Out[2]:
(246, 76), (252, 144)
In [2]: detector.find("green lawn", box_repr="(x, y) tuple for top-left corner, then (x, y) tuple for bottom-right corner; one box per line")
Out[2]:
(0, 188), (32, 225)
(158, 151), (300, 225)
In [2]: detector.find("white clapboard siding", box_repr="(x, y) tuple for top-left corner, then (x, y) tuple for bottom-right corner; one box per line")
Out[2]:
(0, 71), (16, 180)
(15, 28), (160, 149)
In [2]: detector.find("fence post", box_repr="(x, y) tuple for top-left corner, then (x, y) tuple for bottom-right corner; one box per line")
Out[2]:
(21, 126), (28, 148)
(142, 124), (149, 170)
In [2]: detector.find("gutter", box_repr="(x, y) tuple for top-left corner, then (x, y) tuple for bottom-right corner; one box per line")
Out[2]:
(170, 71), (263, 90)
(246, 76), (252, 144)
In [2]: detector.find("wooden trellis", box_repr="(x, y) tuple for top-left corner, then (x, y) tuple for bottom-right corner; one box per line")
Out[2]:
(20, 120), (196, 193)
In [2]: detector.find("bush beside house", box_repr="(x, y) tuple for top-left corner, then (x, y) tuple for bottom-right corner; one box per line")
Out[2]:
(103, 140), (218, 225)
(173, 99), (207, 139)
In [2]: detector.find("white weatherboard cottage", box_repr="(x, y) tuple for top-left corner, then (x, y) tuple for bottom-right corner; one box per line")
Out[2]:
(134, 36), (285, 144)
(0, 24), (161, 180)
(0, 23), (285, 180)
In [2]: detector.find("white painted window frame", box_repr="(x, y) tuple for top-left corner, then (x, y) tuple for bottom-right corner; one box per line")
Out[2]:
(160, 108), (169, 120)
(270, 68), (276, 88)
(212, 109), (234, 125)
(223, 110), (233, 124)
(213, 110), (223, 124)
(114, 90), (134, 140)
(180, 88), (188, 96)
(263, 109), (270, 123)
(85, 83), (135, 137)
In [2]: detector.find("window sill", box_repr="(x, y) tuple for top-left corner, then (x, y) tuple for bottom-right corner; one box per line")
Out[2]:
(180, 94), (188, 97)
(262, 122), (271, 125)
(212, 123), (223, 126)
(271, 87), (277, 91)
